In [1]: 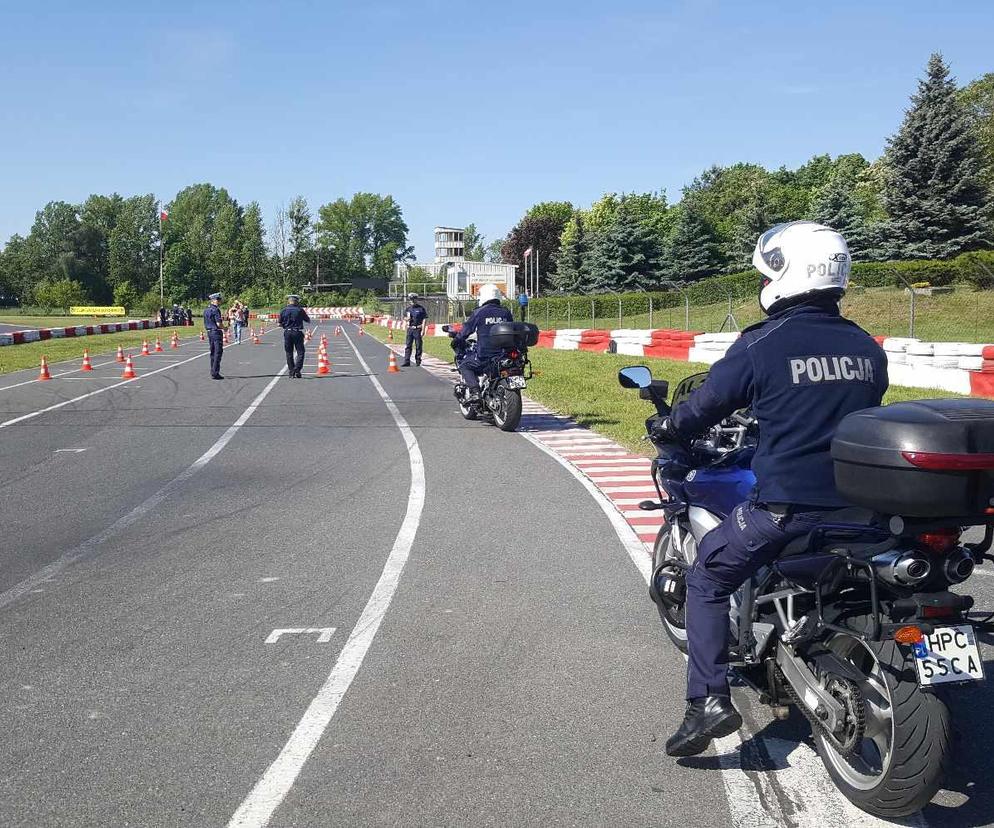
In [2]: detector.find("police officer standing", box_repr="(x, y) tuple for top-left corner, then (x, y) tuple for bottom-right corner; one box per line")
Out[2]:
(203, 292), (225, 380)
(401, 292), (428, 367)
(278, 294), (310, 378)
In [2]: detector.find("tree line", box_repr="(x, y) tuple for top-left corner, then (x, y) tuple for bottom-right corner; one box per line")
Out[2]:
(0, 186), (410, 312)
(492, 54), (993, 294)
(1, 53), (991, 312)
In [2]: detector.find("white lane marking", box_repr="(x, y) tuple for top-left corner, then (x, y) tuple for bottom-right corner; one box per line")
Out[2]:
(0, 336), (209, 392)
(0, 350), (209, 430)
(228, 328), (425, 828)
(0, 367), (287, 612)
(53, 448), (88, 453)
(265, 628), (337, 644)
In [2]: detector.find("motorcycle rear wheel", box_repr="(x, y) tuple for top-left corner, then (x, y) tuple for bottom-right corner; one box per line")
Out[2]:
(812, 627), (951, 817)
(651, 523), (694, 653)
(492, 386), (522, 432)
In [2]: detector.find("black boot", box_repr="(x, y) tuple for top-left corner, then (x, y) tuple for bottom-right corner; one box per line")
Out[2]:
(665, 696), (742, 757)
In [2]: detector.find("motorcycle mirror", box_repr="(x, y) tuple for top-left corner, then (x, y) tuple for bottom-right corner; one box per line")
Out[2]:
(441, 325), (451, 332)
(618, 365), (652, 389)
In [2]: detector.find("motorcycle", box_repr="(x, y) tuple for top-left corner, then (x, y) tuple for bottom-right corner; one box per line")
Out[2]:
(619, 364), (994, 818)
(443, 322), (538, 432)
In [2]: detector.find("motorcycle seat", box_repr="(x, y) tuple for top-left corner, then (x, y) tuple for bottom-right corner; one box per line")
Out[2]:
(779, 507), (878, 557)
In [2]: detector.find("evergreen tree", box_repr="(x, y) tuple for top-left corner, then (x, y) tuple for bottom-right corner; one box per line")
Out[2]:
(883, 53), (992, 259)
(666, 203), (725, 283)
(728, 188), (779, 270)
(810, 177), (874, 259)
(586, 201), (665, 292)
(554, 213), (589, 292)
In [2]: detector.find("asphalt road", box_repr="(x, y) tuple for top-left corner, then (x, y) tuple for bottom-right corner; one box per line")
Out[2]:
(1, 323), (992, 827)
(0, 321), (37, 334)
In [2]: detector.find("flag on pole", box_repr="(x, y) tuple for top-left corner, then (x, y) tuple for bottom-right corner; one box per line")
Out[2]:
(160, 209), (169, 222)
(523, 246), (533, 258)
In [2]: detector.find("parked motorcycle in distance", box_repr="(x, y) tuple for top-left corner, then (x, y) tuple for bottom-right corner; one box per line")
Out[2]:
(619, 363), (994, 818)
(442, 322), (539, 432)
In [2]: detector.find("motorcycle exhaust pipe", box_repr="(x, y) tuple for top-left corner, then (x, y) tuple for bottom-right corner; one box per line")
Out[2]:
(871, 549), (932, 587)
(943, 548), (975, 584)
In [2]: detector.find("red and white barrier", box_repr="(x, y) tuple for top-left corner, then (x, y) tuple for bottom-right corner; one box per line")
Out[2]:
(0, 319), (160, 347)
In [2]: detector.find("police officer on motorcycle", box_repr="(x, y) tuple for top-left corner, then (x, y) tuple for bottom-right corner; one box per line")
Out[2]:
(452, 284), (514, 402)
(662, 221), (889, 757)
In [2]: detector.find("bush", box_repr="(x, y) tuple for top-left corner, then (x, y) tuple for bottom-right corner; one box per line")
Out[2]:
(136, 290), (163, 318)
(113, 281), (139, 313)
(33, 279), (88, 312)
(957, 250), (994, 289)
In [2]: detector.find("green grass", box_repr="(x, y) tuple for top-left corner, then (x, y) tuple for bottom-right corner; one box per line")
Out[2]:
(0, 314), (142, 328)
(526, 285), (994, 344)
(0, 328), (201, 375)
(366, 325), (970, 455)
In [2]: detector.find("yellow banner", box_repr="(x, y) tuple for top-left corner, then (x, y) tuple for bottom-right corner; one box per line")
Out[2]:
(69, 306), (126, 316)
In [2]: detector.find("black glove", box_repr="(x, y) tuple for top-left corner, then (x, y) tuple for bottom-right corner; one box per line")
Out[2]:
(652, 416), (684, 444)
(450, 337), (462, 351)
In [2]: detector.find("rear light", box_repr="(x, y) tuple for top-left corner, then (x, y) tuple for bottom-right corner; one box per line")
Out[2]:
(922, 605), (955, 619)
(902, 450), (994, 470)
(894, 625), (924, 645)
(917, 527), (961, 553)
(509, 349), (520, 359)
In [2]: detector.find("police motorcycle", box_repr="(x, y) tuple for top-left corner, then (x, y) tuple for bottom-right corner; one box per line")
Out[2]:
(620, 364), (994, 818)
(441, 322), (538, 432)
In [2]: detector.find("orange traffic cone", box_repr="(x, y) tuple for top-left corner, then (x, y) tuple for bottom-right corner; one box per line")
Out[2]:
(154, 337), (163, 352)
(223, 331), (230, 345)
(38, 356), (52, 381)
(387, 351), (400, 373)
(116, 345), (125, 363)
(140, 339), (150, 356)
(170, 332), (179, 349)
(387, 329), (393, 342)
(359, 326), (365, 336)
(81, 350), (93, 371)
(316, 351), (330, 376)
(121, 354), (136, 379)
(200, 330), (206, 342)
(253, 332), (260, 345)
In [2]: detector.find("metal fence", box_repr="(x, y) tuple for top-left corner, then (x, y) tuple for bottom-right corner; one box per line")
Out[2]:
(515, 283), (994, 344)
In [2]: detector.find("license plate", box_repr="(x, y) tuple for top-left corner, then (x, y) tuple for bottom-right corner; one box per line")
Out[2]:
(914, 625), (985, 686)
(507, 376), (526, 389)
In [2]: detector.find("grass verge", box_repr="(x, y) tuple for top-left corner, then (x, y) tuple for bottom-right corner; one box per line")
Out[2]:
(0, 328), (202, 375)
(365, 325), (969, 455)
(0, 315), (148, 329)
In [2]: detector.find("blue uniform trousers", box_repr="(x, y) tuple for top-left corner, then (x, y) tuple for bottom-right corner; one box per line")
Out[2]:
(685, 502), (830, 700)
(458, 354), (489, 390)
(283, 330), (305, 374)
(208, 330), (224, 377)
(404, 328), (423, 364)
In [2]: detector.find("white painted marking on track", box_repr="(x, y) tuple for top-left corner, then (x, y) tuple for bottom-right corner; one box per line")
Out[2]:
(0, 366), (288, 611)
(265, 627), (337, 644)
(53, 448), (88, 453)
(228, 325), (425, 828)
(0, 350), (209, 429)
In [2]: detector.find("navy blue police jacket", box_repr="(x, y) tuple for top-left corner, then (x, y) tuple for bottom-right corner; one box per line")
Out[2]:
(456, 300), (514, 358)
(672, 299), (889, 508)
(278, 305), (310, 330)
(203, 305), (223, 332)
(405, 304), (428, 328)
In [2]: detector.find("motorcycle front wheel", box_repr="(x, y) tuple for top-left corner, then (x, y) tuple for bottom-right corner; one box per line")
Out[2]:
(458, 401), (478, 420)
(812, 627), (951, 817)
(651, 522), (696, 653)
(491, 385), (522, 432)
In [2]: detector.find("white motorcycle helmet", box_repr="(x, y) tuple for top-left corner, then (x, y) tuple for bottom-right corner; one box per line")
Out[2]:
(477, 284), (503, 306)
(754, 221), (851, 314)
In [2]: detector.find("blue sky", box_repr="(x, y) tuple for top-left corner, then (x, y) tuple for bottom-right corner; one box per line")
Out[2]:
(0, 0), (992, 259)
